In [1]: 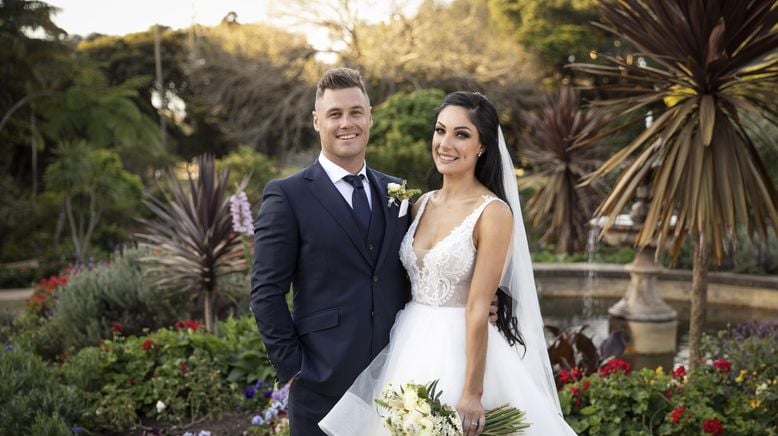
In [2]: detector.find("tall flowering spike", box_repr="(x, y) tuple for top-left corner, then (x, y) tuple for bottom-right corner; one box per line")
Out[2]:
(229, 190), (253, 235)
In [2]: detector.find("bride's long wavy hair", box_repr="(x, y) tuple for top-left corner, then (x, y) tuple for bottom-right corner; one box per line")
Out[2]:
(433, 91), (525, 348)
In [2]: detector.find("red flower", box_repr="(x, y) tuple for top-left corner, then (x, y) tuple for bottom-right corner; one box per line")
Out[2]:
(582, 380), (591, 391)
(111, 322), (123, 333)
(175, 320), (201, 331)
(568, 385), (580, 396)
(672, 365), (686, 378)
(664, 389), (673, 399)
(702, 418), (723, 435)
(671, 405), (685, 424)
(599, 358), (632, 377)
(142, 338), (157, 351)
(712, 359), (731, 373)
(179, 362), (190, 373)
(559, 369), (570, 384)
(571, 367), (582, 380)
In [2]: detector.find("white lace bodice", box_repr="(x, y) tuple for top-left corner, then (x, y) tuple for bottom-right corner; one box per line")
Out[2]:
(399, 194), (503, 307)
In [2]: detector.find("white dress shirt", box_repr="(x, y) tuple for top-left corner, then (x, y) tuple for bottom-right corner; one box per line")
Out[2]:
(318, 153), (373, 210)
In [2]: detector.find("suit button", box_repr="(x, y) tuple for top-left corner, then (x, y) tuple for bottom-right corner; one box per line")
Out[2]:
(373, 276), (378, 283)
(368, 243), (374, 251)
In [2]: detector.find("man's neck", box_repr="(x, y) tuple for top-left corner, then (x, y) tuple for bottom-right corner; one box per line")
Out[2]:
(320, 152), (365, 175)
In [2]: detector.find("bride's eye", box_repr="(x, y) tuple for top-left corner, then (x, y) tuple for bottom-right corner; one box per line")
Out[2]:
(434, 127), (445, 135)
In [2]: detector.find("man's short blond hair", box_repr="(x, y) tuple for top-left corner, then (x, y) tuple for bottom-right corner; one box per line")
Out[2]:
(315, 68), (369, 104)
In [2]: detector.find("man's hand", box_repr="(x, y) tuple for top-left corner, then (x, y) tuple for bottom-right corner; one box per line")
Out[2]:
(488, 294), (498, 325)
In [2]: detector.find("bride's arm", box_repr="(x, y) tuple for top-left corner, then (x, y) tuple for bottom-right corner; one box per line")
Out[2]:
(458, 201), (513, 436)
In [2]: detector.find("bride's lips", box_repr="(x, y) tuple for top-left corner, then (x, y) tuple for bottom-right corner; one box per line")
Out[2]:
(436, 153), (458, 164)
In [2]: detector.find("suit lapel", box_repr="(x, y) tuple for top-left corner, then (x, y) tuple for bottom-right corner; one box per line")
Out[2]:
(367, 168), (397, 270)
(306, 163), (371, 264)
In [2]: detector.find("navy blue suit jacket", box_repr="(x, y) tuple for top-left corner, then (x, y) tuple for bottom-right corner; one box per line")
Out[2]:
(251, 161), (411, 396)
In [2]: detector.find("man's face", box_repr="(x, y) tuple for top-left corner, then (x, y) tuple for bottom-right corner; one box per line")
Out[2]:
(313, 87), (372, 170)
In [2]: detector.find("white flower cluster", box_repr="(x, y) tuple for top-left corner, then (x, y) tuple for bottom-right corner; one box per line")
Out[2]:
(377, 382), (462, 436)
(229, 190), (253, 235)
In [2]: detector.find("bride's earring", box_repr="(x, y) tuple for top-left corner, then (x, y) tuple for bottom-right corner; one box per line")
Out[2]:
(477, 149), (484, 157)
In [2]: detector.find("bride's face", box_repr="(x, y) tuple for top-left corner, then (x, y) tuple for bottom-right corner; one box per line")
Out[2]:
(432, 105), (484, 177)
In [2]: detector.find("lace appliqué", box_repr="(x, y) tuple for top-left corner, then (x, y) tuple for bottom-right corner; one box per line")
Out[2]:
(400, 194), (502, 307)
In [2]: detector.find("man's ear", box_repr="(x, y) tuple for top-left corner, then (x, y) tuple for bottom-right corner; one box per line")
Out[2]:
(312, 110), (319, 132)
(368, 107), (373, 128)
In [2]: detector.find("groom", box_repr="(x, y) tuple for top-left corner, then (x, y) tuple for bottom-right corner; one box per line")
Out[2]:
(250, 68), (412, 435)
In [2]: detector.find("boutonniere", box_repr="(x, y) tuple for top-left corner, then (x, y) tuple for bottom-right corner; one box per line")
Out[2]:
(386, 180), (422, 208)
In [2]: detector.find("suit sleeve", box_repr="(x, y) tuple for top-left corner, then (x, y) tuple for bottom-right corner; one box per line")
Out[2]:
(250, 180), (301, 384)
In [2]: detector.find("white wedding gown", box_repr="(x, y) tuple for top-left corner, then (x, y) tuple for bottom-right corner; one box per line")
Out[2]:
(320, 196), (576, 435)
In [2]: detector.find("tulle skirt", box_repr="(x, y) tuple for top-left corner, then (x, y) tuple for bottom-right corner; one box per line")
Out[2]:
(319, 302), (576, 435)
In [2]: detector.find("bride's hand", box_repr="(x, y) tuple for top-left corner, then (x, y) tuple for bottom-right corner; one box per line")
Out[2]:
(456, 393), (485, 436)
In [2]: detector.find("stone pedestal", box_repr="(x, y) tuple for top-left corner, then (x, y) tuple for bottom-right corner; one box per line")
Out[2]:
(608, 247), (678, 354)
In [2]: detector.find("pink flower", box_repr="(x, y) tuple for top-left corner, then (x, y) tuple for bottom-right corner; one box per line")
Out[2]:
(712, 359), (731, 373)
(702, 418), (723, 435)
(559, 369), (570, 384)
(175, 320), (201, 331)
(671, 405), (685, 424)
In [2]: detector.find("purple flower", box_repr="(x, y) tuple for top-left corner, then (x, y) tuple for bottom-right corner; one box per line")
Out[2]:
(244, 385), (256, 399)
(229, 190), (253, 235)
(254, 380), (265, 390)
(4, 345), (12, 351)
(251, 415), (264, 426)
(72, 425), (83, 433)
(263, 389), (273, 399)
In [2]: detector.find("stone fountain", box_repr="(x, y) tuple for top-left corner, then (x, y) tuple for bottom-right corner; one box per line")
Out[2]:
(593, 184), (678, 355)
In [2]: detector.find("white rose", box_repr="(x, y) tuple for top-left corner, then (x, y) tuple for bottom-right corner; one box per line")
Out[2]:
(417, 402), (431, 415)
(402, 388), (419, 410)
(387, 182), (401, 193)
(156, 400), (166, 414)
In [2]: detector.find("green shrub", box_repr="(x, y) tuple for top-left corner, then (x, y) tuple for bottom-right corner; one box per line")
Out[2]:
(367, 89), (446, 190)
(0, 347), (85, 434)
(52, 247), (190, 353)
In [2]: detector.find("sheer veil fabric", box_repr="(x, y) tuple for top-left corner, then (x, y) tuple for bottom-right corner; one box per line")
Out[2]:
(496, 126), (562, 415)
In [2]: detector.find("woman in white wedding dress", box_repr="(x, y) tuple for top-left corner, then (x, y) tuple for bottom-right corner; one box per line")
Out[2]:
(320, 92), (575, 435)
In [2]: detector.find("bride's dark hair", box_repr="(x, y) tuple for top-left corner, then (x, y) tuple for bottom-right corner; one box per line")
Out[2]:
(434, 91), (525, 348)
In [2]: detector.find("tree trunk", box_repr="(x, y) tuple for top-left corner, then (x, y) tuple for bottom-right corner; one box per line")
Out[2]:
(688, 231), (708, 370)
(204, 289), (214, 333)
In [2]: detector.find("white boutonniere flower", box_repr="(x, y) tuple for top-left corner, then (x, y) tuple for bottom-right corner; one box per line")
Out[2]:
(386, 180), (422, 208)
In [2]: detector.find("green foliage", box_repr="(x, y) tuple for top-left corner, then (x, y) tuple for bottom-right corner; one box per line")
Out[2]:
(366, 89), (445, 189)
(217, 146), (278, 206)
(44, 142), (143, 261)
(59, 316), (275, 432)
(0, 347), (85, 434)
(9, 248), (189, 360)
(488, 0), (609, 72)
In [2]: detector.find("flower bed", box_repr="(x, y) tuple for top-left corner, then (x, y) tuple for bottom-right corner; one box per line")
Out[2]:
(560, 322), (778, 435)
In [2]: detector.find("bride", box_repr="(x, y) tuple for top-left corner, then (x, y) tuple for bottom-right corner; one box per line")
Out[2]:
(319, 92), (576, 435)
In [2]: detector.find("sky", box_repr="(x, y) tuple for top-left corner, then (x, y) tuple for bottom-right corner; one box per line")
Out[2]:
(47, 0), (425, 49)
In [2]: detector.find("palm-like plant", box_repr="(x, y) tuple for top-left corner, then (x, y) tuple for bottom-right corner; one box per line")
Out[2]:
(570, 0), (778, 367)
(137, 155), (244, 333)
(520, 86), (609, 254)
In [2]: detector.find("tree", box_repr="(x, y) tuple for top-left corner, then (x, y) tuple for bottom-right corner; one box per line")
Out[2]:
(520, 86), (609, 254)
(356, 0), (542, 140)
(137, 155), (244, 333)
(366, 88), (446, 190)
(188, 22), (319, 157)
(571, 0), (778, 368)
(488, 0), (611, 74)
(216, 146), (278, 205)
(44, 141), (143, 263)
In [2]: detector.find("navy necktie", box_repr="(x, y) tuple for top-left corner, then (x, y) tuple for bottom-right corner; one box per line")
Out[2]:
(343, 174), (371, 232)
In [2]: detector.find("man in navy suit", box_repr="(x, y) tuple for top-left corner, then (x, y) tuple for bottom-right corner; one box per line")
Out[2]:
(251, 68), (411, 435)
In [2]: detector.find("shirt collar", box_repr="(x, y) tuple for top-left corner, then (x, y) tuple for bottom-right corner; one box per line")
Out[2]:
(318, 152), (368, 184)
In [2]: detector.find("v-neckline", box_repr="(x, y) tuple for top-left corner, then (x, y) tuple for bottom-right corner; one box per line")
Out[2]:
(410, 194), (493, 264)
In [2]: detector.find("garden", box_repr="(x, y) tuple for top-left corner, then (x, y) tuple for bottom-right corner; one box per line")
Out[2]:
(2, 0), (777, 434)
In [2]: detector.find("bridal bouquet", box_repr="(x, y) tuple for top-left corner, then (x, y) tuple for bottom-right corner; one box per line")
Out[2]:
(375, 380), (530, 435)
